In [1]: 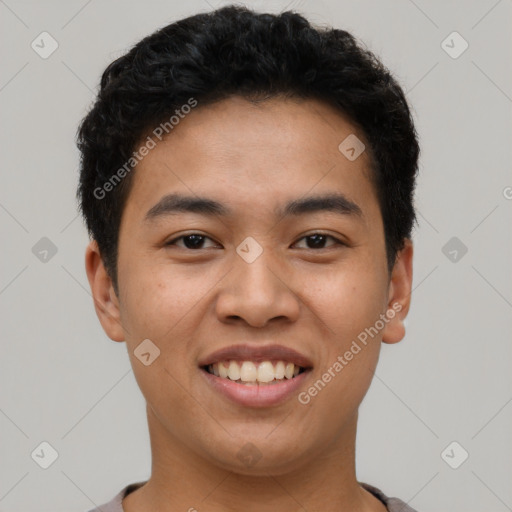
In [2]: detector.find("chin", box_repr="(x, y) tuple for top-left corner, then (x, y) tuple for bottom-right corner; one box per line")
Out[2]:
(199, 431), (314, 477)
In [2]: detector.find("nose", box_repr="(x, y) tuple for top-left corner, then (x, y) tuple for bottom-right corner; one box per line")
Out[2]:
(215, 250), (301, 328)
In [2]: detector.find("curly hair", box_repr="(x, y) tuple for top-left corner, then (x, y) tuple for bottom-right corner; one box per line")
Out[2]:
(76, 4), (420, 295)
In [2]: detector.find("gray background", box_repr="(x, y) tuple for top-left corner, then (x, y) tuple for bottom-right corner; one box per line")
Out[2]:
(1, 0), (511, 511)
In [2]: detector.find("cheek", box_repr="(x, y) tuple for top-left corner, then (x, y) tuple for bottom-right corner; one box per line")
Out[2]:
(301, 348), (378, 440)
(118, 265), (200, 414)
(118, 256), (203, 336)
(301, 261), (388, 339)
(298, 280), (384, 436)
(302, 261), (387, 420)
(118, 259), (223, 389)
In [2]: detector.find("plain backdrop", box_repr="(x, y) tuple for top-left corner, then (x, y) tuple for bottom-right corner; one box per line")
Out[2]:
(1, 1), (511, 511)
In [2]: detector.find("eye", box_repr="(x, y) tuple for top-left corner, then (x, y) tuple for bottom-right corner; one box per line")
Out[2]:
(165, 233), (219, 250)
(165, 232), (345, 251)
(293, 233), (344, 250)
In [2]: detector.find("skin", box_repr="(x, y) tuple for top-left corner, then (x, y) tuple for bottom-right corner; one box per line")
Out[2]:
(85, 95), (413, 512)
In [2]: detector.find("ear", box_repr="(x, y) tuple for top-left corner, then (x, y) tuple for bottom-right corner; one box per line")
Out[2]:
(381, 239), (414, 344)
(84, 239), (125, 342)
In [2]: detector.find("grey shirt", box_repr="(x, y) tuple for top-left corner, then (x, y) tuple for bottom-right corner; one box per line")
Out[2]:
(86, 481), (418, 511)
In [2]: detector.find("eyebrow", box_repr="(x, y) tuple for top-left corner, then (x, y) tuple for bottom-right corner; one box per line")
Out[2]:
(144, 192), (363, 223)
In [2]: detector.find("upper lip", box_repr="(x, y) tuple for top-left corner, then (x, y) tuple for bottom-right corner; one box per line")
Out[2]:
(198, 344), (313, 368)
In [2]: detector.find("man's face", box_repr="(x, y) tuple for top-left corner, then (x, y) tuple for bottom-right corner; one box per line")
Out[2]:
(87, 95), (412, 475)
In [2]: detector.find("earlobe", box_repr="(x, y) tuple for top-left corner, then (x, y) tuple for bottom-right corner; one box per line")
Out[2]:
(84, 240), (125, 342)
(381, 239), (414, 344)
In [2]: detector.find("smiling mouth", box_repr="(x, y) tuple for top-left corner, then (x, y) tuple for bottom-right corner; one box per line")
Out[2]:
(201, 360), (309, 386)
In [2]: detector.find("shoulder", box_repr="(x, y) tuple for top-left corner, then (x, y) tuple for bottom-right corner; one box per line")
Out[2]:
(84, 481), (147, 512)
(360, 482), (419, 512)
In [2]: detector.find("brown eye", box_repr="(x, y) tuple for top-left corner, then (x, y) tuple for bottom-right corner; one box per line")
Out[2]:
(166, 234), (218, 250)
(294, 233), (343, 250)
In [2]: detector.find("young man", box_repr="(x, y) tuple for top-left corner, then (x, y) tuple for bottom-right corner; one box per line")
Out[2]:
(78, 5), (419, 511)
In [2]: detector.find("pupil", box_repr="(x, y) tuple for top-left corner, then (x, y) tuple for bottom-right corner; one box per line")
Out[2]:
(307, 234), (326, 249)
(184, 235), (204, 249)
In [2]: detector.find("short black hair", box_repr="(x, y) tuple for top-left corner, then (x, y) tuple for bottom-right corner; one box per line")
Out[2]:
(76, 4), (420, 295)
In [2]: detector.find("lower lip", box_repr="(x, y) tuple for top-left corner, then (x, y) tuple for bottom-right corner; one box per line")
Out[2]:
(200, 367), (312, 408)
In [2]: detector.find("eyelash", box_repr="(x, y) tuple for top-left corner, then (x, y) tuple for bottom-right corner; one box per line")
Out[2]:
(165, 232), (346, 250)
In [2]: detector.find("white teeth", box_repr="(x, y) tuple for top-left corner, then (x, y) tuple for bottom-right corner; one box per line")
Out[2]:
(285, 362), (294, 379)
(275, 361), (285, 379)
(228, 361), (241, 381)
(208, 360), (305, 384)
(257, 361), (275, 382)
(240, 361), (258, 382)
(218, 361), (229, 378)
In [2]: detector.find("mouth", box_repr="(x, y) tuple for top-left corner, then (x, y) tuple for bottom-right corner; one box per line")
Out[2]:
(198, 344), (313, 407)
(201, 360), (310, 386)
(198, 344), (313, 406)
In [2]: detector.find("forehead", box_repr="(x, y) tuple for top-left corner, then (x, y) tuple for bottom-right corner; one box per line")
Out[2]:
(122, 95), (378, 225)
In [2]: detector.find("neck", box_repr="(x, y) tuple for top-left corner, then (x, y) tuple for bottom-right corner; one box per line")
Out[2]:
(122, 405), (386, 512)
